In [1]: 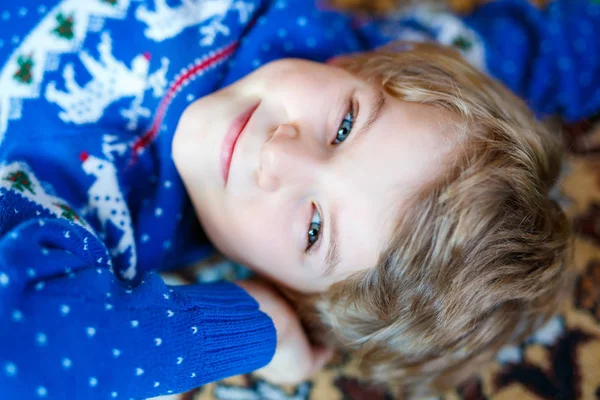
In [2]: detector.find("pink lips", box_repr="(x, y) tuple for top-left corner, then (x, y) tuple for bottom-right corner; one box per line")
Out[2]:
(221, 102), (259, 185)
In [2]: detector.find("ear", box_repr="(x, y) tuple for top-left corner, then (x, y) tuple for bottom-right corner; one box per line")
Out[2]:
(325, 55), (352, 66)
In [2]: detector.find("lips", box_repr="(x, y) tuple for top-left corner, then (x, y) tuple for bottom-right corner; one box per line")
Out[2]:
(221, 102), (260, 185)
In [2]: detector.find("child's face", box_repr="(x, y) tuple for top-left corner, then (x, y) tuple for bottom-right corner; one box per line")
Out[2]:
(173, 59), (453, 293)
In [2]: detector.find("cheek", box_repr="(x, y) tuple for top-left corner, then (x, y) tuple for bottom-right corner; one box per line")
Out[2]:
(233, 209), (287, 265)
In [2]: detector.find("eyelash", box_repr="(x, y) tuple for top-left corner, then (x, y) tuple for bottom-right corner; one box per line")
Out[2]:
(305, 98), (356, 252)
(333, 99), (356, 145)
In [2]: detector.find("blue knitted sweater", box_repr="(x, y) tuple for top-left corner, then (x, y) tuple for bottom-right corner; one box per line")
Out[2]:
(0, 0), (598, 399)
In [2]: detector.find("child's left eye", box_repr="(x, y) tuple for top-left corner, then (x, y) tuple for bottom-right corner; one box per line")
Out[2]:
(333, 101), (355, 144)
(306, 204), (322, 251)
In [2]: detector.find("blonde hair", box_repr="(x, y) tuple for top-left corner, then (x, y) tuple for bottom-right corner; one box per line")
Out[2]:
(288, 42), (572, 397)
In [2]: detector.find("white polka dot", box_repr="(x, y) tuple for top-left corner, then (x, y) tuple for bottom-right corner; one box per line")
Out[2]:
(131, 320), (139, 328)
(18, 7), (28, 17)
(502, 60), (516, 74)
(252, 59), (261, 68)
(27, 268), (36, 278)
(111, 392), (118, 398)
(155, 208), (163, 217)
(60, 304), (70, 316)
(36, 332), (47, 346)
(191, 372), (196, 378)
(191, 326), (198, 334)
(96, 268), (103, 274)
(306, 37), (316, 48)
(62, 358), (72, 369)
(41, 248), (49, 255)
(35, 281), (45, 291)
(155, 338), (162, 346)
(0, 272), (10, 286)
(112, 349), (121, 358)
(86, 327), (96, 337)
(106, 292), (112, 298)
(37, 386), (47, 397)
(277, 28), (287, 38)
(176, 357), (183, 365)
(135, 368), (144, 376)
(12, 310), (23, 322)
(333, 19), (345, 32)
(574, 38), (587, 53)
(540, 41), (552, 53)
(186, 94), (194, 102)
(89, 377), (98, 387)
(105, 303), (113, 310)
(580, 72), (593, 86)
(164, 180), (172, 188)
(168, 390), (173, 394)
(141, 234), (150, 243)
(5, 362), (17, 376)
(275, 0), (287, 9)
(38, 5), (47, 14)
(580, 21), (593, 35)
(297, 16), (307, 27)
(9, 232), (18, 239)
(1, 11), (9, 20)
(125, 289), (133, 294)
(558, 57), (570, 71)
(167, 310), (174, 317)
(154, 382), (160, 387)
(64, 230), (71, 238)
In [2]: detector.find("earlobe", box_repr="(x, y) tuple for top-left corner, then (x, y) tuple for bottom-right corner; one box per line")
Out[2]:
(325, 55), (350, 67)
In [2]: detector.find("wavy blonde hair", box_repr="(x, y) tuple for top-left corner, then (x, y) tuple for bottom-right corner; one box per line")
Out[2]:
(287, 42), (572, 397)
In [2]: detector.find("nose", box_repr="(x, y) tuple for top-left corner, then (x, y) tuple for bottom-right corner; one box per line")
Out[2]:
(257, 123), (319, 192)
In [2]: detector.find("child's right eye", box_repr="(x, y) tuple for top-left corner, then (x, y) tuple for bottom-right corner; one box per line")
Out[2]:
(306, 204), (322, 251)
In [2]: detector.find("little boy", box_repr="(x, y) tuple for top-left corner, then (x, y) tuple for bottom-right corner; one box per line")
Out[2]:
(0, 0), (598, 398)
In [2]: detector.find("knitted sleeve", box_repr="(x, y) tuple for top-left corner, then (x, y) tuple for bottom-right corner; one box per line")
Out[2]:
(0, 216), (276, 399)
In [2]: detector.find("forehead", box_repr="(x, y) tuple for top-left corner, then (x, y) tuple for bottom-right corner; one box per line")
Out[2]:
(332, 94), (456, 280)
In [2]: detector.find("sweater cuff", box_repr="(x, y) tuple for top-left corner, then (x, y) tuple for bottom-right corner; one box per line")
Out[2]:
(170, 282), (276, 382)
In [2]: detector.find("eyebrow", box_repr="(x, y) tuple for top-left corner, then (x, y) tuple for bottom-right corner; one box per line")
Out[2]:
(323, 90), (387, 277)
(324, 205), (340, 277)
(359, 90), (387, 143)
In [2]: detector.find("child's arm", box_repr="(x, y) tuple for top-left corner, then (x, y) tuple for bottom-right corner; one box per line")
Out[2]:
(0, 218), (276, 399)
(463, 0), (600, 121)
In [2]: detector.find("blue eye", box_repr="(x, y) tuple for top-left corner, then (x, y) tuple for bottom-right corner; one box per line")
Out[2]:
(306, 205), (322, 251)
(333, 102), (354, 144)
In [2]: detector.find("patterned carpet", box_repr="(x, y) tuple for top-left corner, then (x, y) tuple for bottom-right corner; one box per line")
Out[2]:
(169, 1), (600, 399)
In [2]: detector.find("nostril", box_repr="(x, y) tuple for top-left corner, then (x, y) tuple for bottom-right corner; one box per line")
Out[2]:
(273, 123), (298, 139)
